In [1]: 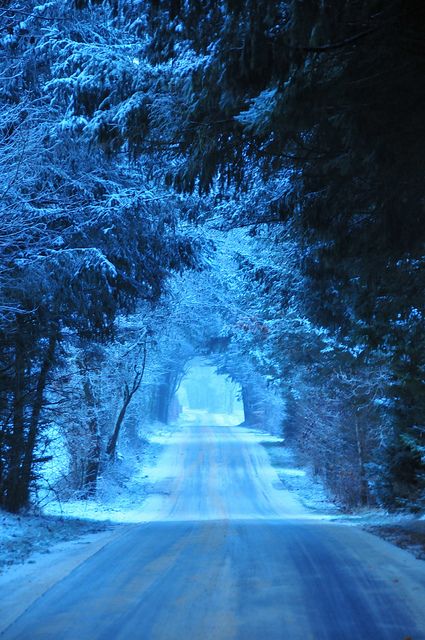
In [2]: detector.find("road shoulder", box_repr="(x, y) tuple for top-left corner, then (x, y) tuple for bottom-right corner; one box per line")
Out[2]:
(0, 519), (130, 635)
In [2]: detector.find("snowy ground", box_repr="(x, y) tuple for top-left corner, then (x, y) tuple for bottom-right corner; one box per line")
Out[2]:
(3, 414), (425, 639)
(0, 423), (179, 574)
(1, 413), (424, 576)
(41, 423), (180, 524)
(256, 427), (425, 560)
(0, 511), (113, 573)
(242, 427), (341, 517)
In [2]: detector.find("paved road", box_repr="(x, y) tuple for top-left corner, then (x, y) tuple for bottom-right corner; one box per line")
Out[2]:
(3, 422), (425, 639)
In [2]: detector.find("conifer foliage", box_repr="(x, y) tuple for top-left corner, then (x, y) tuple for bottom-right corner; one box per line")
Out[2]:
(137, 0), (425, 508)
(0, 0), (200, 512)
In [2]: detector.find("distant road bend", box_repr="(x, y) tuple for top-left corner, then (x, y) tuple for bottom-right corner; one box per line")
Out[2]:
(2, 420), (425, 639)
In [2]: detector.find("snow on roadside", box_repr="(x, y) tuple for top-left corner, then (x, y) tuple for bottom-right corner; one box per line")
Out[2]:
(41, 423), (180, 523)
(234, 424), (341, 516)
(0, 510), (112, 574)
(252, 424), (425, 559)
(0, 423), (181, 572)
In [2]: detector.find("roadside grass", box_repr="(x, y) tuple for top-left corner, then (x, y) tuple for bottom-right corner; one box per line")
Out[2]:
(260, 439), (341, 515)
(261, 437), (425, 561)
(0, 511), (112, 573)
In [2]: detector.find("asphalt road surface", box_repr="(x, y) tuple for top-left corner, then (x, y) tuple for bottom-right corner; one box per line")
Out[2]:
(2, 421), (425, 639)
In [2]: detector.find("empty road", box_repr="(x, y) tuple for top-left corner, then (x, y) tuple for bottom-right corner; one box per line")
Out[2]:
(2, 419), (425, 639)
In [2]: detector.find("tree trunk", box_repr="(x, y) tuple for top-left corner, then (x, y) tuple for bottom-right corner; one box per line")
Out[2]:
(355, 415), (369, 506)
(4, 319), (26, 512)
(241, 385), (256, 426)
(79, 364), (101, 494)
(155, 373), (172, 424)
(106, 344), (146, 460)
(106, 395), (131, 459)
(155, 369), (181, 424)
(82, 417), (101, 496)
(19, 327), (58, 507)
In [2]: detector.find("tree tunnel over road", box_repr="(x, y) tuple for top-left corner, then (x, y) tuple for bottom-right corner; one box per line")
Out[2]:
(175, 357), (245, 426)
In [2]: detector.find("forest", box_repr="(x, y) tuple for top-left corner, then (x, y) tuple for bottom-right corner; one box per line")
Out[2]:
(1, 0), (424, 515)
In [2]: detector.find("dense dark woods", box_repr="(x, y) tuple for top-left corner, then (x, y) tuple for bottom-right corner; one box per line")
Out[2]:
(0, 0), (424, 513)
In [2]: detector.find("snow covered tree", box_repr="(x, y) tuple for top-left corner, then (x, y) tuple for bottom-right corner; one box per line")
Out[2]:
(136, 0), (425, 509)
(0, 1), (203, 512)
